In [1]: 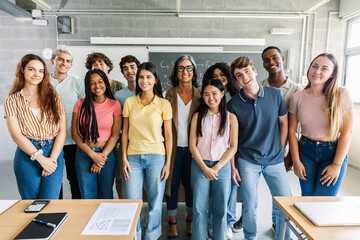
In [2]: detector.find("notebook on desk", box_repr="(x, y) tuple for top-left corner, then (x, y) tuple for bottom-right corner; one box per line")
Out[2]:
(13, 212), (67, 240)
(294, 201), (360, 226)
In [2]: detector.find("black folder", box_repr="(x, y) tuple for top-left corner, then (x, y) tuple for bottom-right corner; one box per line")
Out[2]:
(14, 212), (67, 240)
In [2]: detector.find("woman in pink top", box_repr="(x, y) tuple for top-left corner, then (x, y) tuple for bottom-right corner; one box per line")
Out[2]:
(72, 69), (121, 199)
(189, 79), (238, 240)
(288, 53), (354, 196)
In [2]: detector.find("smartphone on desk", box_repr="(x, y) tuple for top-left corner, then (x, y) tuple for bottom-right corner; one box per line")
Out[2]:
(24, 200), (50, 213)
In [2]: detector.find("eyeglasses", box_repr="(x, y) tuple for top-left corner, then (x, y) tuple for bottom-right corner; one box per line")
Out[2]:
(177, 65), (194, 72)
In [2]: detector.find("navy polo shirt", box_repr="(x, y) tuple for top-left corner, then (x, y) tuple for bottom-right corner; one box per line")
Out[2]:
(228, 85), (287, 165)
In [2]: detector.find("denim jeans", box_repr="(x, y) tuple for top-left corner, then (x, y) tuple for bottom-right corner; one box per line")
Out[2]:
(166, 147), (193, 216)
(208, 178), (238, 229)
(125, 154), (166, 240)
(75, 147), (115, 199)
(298, 136), (348, 196)
(13, 138), (64, 200)
(238, 160), (291, 240)
(191, 159), (230, 240)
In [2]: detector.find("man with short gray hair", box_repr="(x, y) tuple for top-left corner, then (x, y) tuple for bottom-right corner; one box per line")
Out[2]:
(50, 45), (85, 199)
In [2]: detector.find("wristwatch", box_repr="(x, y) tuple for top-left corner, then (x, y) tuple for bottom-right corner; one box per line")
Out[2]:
(30, 149), (43, 161)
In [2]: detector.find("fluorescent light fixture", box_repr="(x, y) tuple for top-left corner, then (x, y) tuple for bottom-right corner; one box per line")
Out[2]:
(270, 28), (294, 35)
(32, 19), (48, 26)
(178, 13), (304, 19)
(31, 0), (52, 11)
(304, 0), (330, 13)
(90, 37), (265, 46)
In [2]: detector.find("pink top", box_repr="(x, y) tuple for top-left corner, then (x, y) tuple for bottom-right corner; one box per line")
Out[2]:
(289, 88), (353, 139)
(197, 111), (230, 161)
(73, 98), (122, 142)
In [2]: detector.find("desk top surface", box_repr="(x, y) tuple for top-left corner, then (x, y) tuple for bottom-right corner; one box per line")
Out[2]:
(274, 196), (360, 240)
(0, 199), (142, 240)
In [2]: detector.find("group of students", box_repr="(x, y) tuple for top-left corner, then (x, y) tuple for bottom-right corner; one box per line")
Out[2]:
(4, 45), (353, 240)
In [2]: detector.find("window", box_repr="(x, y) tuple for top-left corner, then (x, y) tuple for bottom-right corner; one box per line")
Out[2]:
(345, 16), (360, 103)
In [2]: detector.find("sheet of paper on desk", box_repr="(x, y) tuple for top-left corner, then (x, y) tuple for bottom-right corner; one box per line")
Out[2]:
(0, 200), (18, 215)
(81, 202), (138, 235)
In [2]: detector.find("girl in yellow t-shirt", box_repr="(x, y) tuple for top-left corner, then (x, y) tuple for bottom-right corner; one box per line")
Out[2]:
(122, 62), (173, 240)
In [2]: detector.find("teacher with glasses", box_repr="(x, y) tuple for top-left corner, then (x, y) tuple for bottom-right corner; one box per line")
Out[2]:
(165, 55), (201, 240)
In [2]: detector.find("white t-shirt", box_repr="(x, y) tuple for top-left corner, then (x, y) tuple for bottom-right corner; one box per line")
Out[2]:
(30, 108), (41, 121)
(177, 93), (192, 147)
(50, 75), (85, 145)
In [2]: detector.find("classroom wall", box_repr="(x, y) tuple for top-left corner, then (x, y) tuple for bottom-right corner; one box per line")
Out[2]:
(0, 0), (346, 161)
(348, 108), (360, 169)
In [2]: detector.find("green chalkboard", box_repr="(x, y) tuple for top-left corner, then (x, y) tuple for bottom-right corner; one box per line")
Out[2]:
(149, 51), (267, 90)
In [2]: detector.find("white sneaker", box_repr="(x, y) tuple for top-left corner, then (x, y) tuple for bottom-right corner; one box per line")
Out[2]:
(208, 228), (213, 238)
(227, 227), (233, 239)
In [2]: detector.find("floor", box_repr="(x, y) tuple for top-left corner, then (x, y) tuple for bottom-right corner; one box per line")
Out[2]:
(1, 160), (359, 240)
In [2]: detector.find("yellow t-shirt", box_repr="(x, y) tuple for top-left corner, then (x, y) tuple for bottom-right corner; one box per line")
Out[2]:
(123, 94), (173, 155)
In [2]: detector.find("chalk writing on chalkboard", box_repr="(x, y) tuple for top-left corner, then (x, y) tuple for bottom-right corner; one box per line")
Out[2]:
(149, 52), (266, 91)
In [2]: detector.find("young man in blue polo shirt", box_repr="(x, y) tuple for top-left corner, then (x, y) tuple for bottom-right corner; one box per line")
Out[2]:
(228, 56), (291, 240)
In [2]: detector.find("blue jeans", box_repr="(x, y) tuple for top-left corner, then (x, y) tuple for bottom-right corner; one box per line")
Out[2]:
(238, 160), (291, 240)
(75, 147), (115, 199)
(125, 154), (166, 240)
(14, 138), (64, 200)
(166, 147), (193, 216)
(191, 159), (230, 240)
(208, 178), (238, 229)
(298, 136), (348, 196)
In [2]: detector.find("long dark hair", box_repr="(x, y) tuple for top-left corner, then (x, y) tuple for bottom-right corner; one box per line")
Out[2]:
(202, 62), (240, 96)
(135, 62), (163, 98)
(197, 79), (227, 137)
(169, 55), (198, 87)
(11, 54), (60, 124)
(78, 69), (114, 143)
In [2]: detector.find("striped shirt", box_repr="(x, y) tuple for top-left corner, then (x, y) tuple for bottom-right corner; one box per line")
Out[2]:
(4, 89), (65, 139)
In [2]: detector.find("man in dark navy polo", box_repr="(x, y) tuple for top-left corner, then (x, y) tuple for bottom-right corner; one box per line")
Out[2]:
(227, 56), (291, 240)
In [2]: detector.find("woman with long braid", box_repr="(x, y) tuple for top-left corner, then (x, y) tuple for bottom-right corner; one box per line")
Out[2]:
(72, 69), (121, 199)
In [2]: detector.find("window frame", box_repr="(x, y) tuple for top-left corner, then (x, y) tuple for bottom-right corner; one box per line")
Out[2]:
(344, 15), (360, 104)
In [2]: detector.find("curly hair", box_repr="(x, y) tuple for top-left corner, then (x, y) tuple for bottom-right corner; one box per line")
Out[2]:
(10, 54), (60, 124)
(85, 52), (113, 73)
(168, 55), (198, 88)
(203, 62), (240, 97)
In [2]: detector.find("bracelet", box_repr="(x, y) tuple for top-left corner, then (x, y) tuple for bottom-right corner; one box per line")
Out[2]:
(30, 149), (43, 161)
(332, 162), (342, 167)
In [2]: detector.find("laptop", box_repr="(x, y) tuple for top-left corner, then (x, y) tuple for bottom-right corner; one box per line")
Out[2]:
(294, 201), (360, 226)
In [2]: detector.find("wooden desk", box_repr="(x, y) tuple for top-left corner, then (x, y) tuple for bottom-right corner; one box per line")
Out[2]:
(0, 199), (142, 240)
(274, 196), (360, 240)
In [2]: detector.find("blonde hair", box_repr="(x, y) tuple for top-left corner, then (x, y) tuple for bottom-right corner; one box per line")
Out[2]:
(305, 53), (349, 140)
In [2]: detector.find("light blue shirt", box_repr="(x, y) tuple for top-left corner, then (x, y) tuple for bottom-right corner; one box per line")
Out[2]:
(114, 87), (136, 109)
(50, 75), (85, 145)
